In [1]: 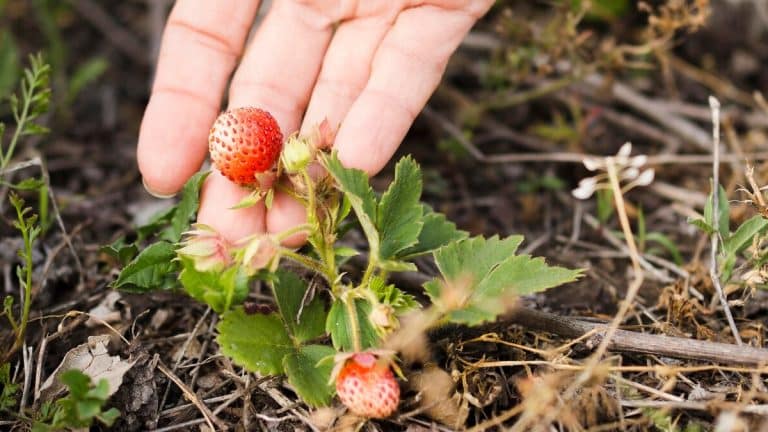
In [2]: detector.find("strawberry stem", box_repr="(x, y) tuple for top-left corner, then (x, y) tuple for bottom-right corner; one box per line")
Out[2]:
(344, 293), (363, 353)
(280, 249), (330, 280)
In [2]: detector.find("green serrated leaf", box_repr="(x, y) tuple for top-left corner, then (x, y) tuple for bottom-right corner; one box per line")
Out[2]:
(112, 241), (177, 291)
(434, 235), (523, 283)
(271, 269), (326, 343)
(97, 408), (120, 426)
(326, 298), (379, 351)
(377, 259), (417, 273)
(369, 276), (418, 313)
(337, 193), (352, 223)
(217, 307), (293, 375)
(76, 399), (102, 420)
(59, 370), (91, 398)
(179, 258), (249, 313)
(428, 236), (581, 326)
(724, 215), (768, 256)
(33, 369), (120, 430)
(477, 254), (581, 298)
(162, 171), (209, 242)
(446, 305), (497, 326)
(136, 205), (176, 241)
(322, 152), (380, 255)
(85, 379), (111, 401)
(378, 156), (423, 259)
(398, 206), (468, 259)
(283, 344), (336, 407)
(99, 237), (139, 266)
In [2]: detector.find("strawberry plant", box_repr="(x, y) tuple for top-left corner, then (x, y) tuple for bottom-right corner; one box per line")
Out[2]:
(115, 108), (582, 418)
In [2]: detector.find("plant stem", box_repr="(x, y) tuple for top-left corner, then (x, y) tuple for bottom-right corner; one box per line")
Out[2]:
(302, 171), (317, 226)
(539, 158), (645, 425)
(3, 70), (40, 170)
(4, 310), (19, 332)
(280, 250), (329, 280)
(708, 96), (742, 345)
(360, 259), (377, 289)
(591, 159), (644, 361)
(275, 223), (312, 243)
(7, 206), (34, 361)
(344, 294), (363, 353)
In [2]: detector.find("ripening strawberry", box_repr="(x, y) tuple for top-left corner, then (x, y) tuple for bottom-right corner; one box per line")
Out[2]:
(334, 352), (400, 418)
(208, 107), (283, 187)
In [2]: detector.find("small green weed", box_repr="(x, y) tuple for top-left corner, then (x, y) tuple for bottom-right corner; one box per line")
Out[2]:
(0, 362), (19, 412)
(32, 370), (120, 432)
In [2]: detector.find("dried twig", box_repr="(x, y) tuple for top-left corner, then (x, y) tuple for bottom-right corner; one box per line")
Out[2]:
(157, 361), (224, 431)
(505, 307), (768, 366)
(484, 151), (768, 165)
(582, 74), (712, 150)
(708, 96), (743, 345)
(620, 399), (768, 416)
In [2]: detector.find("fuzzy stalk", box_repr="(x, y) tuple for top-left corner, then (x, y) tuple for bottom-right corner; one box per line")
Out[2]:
(344, 294), (363, 353)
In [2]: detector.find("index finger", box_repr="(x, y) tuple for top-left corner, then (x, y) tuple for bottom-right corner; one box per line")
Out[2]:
(334, 4), (491, 175)
(137, 0), (260, 196)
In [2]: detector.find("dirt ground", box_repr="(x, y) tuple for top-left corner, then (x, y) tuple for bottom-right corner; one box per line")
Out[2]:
(2, 1), (768, 431)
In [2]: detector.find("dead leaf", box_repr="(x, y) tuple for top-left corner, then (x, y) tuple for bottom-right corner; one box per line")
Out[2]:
(86, 291), (123, 327)
(37, 335), (135, 403)
(407, 364), (468, 429)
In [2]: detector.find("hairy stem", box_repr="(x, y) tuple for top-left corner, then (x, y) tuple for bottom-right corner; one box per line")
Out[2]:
(344, 294), (363, 353)
(280, 250), (329, 280)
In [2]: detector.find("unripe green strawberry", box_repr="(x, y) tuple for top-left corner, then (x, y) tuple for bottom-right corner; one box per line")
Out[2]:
(334, 353), (400, 418)
(208, 107), (283, 187)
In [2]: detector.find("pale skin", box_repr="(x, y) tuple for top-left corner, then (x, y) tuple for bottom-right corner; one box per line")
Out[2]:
(137, 0), (494, 245)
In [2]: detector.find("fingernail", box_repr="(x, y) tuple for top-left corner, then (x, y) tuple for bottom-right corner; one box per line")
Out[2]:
(142, 177), (176, 199)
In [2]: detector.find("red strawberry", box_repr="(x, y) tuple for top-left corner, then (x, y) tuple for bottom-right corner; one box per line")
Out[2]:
(208, 107), (283, 187)
(334, 352), (400, 418)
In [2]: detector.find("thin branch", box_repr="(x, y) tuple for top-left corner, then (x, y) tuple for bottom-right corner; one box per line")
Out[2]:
(582, 74), (712, 151)
(157, 361), (224, 431)
(708, 96), (742, 345)
(483, 151), (768, 165)
(504, 307), (768, 366)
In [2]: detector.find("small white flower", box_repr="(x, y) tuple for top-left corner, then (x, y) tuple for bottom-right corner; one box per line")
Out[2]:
(573, 141), (653, 200)
(617, 142), (632, 159)
(630, 154), (648, 167)
(572, 177), (598, 199)
(583, 157), (602, 171)
(635, 169), (655, 186)
(622, 167), (640, 180)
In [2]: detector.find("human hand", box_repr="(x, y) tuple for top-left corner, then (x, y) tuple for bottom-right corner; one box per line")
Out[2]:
(137, 0), (493, 244)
